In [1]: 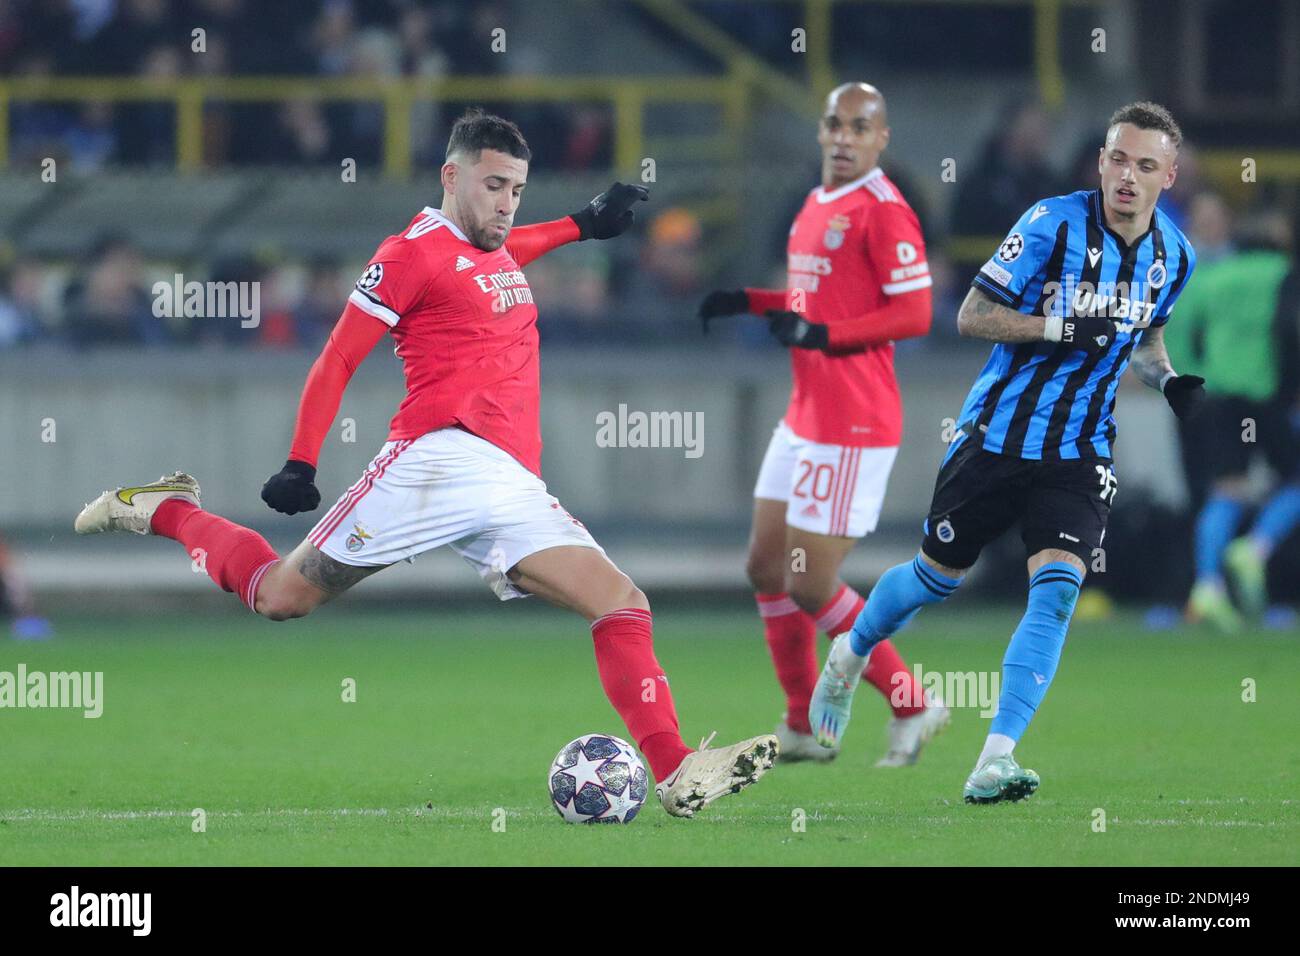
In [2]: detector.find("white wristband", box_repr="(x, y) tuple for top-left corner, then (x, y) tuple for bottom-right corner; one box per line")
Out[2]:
(1159, 370), (1177, 392)
(1043, 315), (1064, 342)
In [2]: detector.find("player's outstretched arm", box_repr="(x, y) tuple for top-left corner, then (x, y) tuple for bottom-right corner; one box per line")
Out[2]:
(506, 183), (649, 267)
(262, 304), (388, 515)
(1131, 324), (1207, 419)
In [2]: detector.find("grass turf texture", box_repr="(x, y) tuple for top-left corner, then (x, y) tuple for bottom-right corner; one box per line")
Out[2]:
(2, 603), (1296, 866)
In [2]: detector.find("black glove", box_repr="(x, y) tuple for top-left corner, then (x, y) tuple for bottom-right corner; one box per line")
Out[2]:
(1163, 374), (1207, 420)
(570, 182), (649, 240)
(261, 460), (320, 515)
(1056, 315), (1119, 355)
(698, 289), (750, 334)
(766, 310), (829, 350)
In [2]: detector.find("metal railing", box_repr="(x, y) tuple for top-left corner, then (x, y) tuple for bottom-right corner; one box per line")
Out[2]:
(0, 74), (749, 177)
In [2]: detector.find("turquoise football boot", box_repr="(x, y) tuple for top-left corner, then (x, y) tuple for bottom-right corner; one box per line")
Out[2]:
(963, 754), (1041, 804)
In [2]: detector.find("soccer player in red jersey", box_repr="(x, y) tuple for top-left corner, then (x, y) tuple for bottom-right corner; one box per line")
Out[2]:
(76, 109), (776, 819)
(700, 83), (949, 765)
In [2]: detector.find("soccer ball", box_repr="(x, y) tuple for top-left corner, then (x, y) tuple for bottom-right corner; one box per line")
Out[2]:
(548, 733), (649, 824)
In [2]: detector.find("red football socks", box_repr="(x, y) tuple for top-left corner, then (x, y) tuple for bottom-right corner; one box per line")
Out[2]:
(756, 592), (818, 734)
(151, 499), (279, 611)
(816, 584), (924, 718)
(590, 608), (692, 781)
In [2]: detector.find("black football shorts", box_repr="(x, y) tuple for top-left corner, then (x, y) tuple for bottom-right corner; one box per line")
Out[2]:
(920, 436), (1115, 569)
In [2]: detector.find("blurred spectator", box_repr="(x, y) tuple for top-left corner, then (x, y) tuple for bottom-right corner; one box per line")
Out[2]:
(952, 102), (1060, 236)
(1185, 190), (1235, 266)
(0, 533), (52, 640)
(1157, 142), (1203, 232)
(618, 207), (706, 340)
(287, 257), (349, 350)
(61, 235), (168, 347)
(642, 207), (704, 299)
(114, 42), (182, 164)
(0, 256), (49, 347)
(1165, 191), (1237, 511)
(1172, 211), (1300, 629)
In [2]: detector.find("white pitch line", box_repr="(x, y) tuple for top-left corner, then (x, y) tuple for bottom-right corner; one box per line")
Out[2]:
(0, 806), (558, 823)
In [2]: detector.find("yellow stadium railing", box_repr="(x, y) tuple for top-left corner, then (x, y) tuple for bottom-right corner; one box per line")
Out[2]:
(0, 75), (750, 178)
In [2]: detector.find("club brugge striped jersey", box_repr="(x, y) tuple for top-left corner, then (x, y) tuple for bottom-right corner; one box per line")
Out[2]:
(957, 189), (1195, 461)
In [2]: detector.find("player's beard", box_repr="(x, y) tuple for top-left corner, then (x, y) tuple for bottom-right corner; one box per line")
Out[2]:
(465, 213), (511, 252)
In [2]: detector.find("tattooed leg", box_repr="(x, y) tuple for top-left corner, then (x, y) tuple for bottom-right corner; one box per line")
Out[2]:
(252, 539), (387, 621)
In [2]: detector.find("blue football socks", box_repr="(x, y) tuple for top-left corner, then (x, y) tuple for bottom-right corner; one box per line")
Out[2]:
(848, 554), (963, 656)
(990, 561), (1084, 743)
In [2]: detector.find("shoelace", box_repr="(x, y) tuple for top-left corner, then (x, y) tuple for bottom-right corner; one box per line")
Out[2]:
(697, 731), (717, 751)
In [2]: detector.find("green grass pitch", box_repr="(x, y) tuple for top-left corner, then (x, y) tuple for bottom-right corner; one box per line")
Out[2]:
(2, 602), (1296, 866)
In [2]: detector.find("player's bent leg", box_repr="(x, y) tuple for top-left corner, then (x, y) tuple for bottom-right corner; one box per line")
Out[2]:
(809, 548), (967, 750)
(508, 545), (777, 818)
(507, 545), (648, 620)
(253, 539), (384, 621)
(73, 471), (384, 620)
(785, 525), (939, 749)
(76, 473), (281, 613)
(965, 548), (1084, 805)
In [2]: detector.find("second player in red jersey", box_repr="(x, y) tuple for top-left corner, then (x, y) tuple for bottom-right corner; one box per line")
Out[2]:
(770, 164), (931, 447)
(701, 83), (950, 766)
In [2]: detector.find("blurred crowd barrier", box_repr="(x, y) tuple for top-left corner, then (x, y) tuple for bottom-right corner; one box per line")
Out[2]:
(0, 345), (1187, 533)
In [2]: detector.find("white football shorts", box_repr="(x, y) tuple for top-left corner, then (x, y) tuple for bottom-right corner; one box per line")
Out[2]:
(308, 426), (604, 600)
(753, 420), (898, 538)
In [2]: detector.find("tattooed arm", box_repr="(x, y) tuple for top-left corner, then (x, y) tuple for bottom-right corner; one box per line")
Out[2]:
(1129, 323), (1177, 392)
(955, 287), (1049, 343)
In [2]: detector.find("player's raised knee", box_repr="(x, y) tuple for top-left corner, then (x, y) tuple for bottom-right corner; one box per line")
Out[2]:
(254, 587), (316, 622)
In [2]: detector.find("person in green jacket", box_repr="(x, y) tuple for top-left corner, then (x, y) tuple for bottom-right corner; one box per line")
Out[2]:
(1167, 209), (1300, 630)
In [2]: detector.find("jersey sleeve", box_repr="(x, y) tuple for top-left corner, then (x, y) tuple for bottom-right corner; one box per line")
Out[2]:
(863, 201), (931, 297)
(287, 302), (389, 467)
(505, 217), (581, 267)
(1149, 241), (1196, 328)
(346, 237), (430, 327)
(970, 201), (1061, 307)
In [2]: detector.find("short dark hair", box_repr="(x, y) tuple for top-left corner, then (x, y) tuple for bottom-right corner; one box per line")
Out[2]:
(446, 108), (531, 163)
(1108, 101), (1182, 150)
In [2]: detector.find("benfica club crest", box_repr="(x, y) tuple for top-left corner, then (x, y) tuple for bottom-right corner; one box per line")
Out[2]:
(345, 523), (373, 553)
(823, 214), (851, 250)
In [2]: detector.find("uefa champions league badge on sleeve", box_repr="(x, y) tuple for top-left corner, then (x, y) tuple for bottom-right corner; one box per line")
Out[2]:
(823, 214), (852, 250)
(356, 263), (383, 291)
(998, 233), (1025, 262)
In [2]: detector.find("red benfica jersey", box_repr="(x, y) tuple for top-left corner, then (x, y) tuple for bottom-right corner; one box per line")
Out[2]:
(347, 207), (545, 475)
(782, 167), (930, 447)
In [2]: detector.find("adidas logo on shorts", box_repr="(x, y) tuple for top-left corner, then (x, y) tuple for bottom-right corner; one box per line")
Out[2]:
(455, 256), (476, 272)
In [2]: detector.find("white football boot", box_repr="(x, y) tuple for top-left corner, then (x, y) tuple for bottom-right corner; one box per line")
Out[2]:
(875, 697), (951, 767)
(655, 732), (779, 818)
(809, 633), (868, 750)
(74, 472), (201, 535)
(775, 719), (838, 763)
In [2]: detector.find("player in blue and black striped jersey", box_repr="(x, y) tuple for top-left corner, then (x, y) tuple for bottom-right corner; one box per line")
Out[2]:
(808, 102), (1210, 804)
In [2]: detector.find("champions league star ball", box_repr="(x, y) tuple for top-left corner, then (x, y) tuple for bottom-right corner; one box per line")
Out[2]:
(548, 734), (649, 824)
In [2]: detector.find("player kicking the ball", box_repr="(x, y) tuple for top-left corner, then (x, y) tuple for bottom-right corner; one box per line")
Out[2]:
(700, 83), (949, 766)
(809, 102), (1205, 802)
(76, 109), (777, 819)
